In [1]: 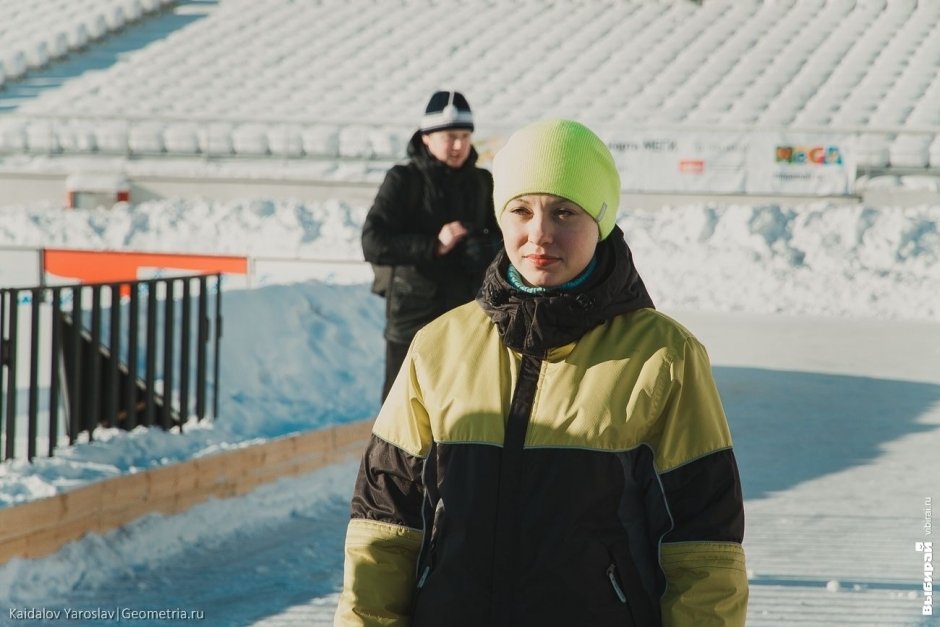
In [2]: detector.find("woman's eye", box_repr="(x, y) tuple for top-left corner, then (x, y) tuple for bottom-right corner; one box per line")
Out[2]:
(509, 206), (530, 215)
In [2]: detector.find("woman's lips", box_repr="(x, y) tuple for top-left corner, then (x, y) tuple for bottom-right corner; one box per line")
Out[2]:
(527, 255), (559, 268)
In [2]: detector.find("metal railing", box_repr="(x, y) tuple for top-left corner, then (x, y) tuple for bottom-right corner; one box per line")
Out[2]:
(0, 273), (222, 462)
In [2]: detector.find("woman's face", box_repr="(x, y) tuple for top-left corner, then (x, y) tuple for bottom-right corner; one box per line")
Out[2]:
(500, 194), (599, 287)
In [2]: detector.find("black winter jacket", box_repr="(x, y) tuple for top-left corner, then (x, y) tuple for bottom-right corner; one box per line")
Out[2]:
(361, 131), (499, 344)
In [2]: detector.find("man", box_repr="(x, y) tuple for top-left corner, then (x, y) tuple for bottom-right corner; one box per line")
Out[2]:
(362, 90), (500, 400)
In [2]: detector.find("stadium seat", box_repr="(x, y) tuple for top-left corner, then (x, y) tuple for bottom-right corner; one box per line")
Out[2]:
(25, 121), (60, 153)
(301, 125), (340, 159)
(198, 124), (234, 157)
(0, 50), (28, 80)
(95, 122), (130, 154)
(266, 126), (304, 159)
(232, 124), (270, 157)
(889, 135), (932, 169)
(856, 135), (891, 169)
(128, 123), (165, 154)
(57, 122), (97, 153)
(163, 123), (200, 154)
(0, 120), (28, 152)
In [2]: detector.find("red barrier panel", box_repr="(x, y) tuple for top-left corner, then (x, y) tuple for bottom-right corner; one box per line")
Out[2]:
(43, 249), (248, 284)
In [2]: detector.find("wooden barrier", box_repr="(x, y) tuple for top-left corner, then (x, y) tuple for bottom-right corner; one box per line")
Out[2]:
(0, 419), (373, 564)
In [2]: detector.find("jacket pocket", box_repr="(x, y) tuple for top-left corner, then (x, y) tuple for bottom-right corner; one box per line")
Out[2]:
(607, 543), (661, 627)
(606, 562), (628, 604)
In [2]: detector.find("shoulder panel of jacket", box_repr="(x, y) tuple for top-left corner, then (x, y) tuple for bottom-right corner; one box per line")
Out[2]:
(372, 301), (511, 456)
(375, 305), (732, 472)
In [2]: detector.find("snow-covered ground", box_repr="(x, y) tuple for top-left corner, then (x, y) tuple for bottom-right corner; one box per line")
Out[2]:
(0, 198), (937, 625)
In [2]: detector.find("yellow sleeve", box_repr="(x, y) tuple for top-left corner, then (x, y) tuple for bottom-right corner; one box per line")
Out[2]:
(334, 519), (423, 626)
(660, 542), (749, 627)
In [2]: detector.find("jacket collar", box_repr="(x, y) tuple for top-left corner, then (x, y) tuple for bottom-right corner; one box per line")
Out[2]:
(476, 225), (654, 356)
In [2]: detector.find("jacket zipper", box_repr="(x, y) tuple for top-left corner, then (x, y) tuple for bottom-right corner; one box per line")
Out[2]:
(490, 354), (542, 625)
(417, 565), (431, 589)
(417, 499), (445, 590)
(606, 563), (628, 604)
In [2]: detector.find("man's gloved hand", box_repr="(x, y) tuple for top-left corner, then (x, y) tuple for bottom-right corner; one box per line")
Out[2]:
(460, 229), (502, 273)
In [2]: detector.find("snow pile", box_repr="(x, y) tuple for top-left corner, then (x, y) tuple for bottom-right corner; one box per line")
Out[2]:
(0, 198), (367, 259)
(2, 198), (938, 320)
(621, 202), (940, 321)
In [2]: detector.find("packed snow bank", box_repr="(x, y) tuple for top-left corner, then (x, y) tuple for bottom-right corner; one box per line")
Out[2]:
(621, 202), (940, 320)
(1, 198), (937, 321)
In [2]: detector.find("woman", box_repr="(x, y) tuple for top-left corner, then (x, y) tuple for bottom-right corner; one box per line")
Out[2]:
(337, 119), (748, 626)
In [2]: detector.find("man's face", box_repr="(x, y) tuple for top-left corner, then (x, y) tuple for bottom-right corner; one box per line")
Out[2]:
(422, 129), (473, 168)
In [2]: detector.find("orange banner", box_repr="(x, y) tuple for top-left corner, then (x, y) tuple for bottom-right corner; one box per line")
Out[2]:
(43, 249), (248, 284)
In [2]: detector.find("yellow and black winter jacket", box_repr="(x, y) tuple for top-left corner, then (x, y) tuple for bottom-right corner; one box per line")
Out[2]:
(337, 228), (748, 627)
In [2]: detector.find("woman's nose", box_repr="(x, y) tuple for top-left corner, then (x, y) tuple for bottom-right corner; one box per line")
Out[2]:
(528, 215), (552, 245)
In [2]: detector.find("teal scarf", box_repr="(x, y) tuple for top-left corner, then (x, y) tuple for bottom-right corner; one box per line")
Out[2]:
(506, 256), (598, 294)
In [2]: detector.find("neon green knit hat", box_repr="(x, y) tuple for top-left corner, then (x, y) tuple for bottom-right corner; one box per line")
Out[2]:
(492, 119), (620, 240)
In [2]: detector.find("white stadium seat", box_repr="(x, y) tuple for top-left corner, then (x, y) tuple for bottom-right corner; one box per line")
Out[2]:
(0, 120), (28, 152)
(232, 124), (270, 157)
(57, 122), (97, 153)
(857, 135), (892, 169)
(198, 124), (234, 157)
(929, 136), (940, 168)
(25, 121), (60, 153)
(301, 125), (340, 159)
(95, 122), (130, 154)
(163, 123), (201, 154)
(128, 123), (165, 154)
(889, 135), (931, 168)
(0, 50), (28, 80)
(266, 126), (304, 159)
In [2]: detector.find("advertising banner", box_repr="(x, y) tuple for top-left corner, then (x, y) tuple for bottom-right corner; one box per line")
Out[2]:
(597, 129), (855, 196)
(605, 129), (748, 193)
(746, 132), (856, 195)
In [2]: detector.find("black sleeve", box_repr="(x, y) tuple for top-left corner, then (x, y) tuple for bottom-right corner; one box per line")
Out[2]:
(361, 166), (437, 266)
(659, 448), (745, 543)
(350, 434), (426, 530)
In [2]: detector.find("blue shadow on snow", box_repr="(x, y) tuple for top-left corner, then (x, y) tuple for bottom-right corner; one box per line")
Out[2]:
(715, 366), (940, 501)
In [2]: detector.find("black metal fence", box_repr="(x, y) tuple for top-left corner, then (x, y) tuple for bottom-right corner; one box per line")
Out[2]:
(0, 273), (223, 462)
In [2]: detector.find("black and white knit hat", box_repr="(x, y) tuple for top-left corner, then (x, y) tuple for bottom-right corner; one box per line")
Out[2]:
(420, 90), (474, 133)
